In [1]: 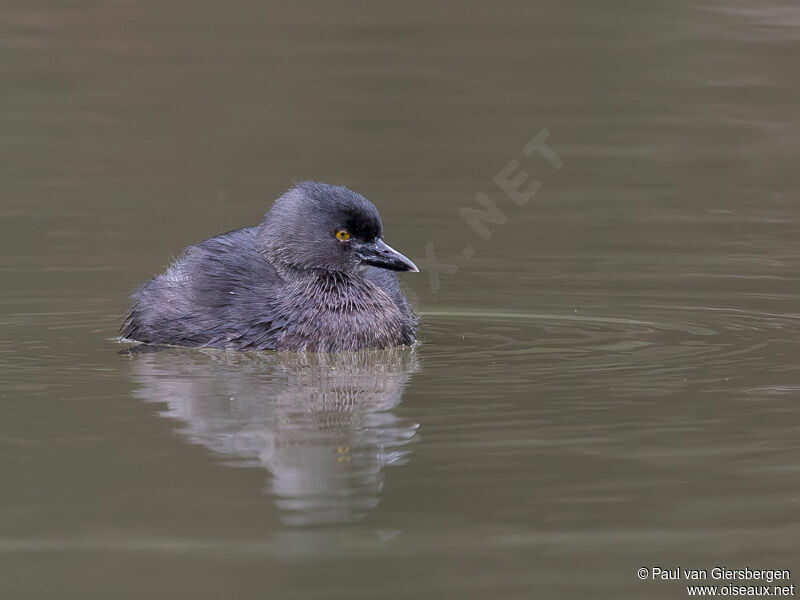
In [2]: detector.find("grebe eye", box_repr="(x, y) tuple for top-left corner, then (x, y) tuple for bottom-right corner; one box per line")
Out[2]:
(335, 229), (351, 241)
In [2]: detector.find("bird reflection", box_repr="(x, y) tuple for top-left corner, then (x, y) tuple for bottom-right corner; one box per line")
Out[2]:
(125, 346), (419, 526)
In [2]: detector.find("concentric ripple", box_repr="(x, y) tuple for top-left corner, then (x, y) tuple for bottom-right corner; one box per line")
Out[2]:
(417, 306), (800, 396)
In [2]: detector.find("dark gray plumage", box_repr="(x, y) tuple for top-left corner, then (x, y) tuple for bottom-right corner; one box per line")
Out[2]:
(121, 182), (419, 352)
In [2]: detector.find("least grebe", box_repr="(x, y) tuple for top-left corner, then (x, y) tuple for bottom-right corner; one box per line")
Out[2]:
(121, 182), (418, 352)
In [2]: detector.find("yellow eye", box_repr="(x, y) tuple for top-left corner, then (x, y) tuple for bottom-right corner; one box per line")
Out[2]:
(335, 229), (351, 241)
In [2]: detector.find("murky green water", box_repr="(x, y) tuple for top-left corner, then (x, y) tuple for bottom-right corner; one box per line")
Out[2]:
(2, 1), (799, 598)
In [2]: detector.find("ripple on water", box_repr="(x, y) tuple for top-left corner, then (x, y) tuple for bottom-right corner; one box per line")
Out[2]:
(417, 307), (800, 396)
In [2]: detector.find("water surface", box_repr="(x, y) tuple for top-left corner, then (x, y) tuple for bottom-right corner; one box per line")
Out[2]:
(1, 1), (799, 598)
